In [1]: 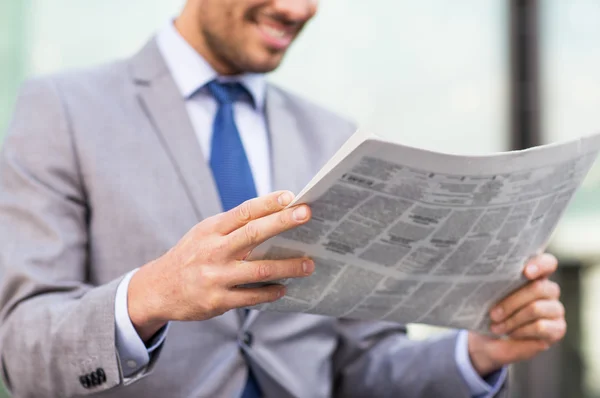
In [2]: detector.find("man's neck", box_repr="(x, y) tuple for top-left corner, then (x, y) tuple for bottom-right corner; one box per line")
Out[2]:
(174, 17), (239, 76)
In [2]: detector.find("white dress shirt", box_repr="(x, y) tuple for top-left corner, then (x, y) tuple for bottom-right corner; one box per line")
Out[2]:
(114, 21), (506, 397)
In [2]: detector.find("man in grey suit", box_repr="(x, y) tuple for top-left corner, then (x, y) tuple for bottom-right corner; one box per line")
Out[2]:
(0, 0), (566, 397)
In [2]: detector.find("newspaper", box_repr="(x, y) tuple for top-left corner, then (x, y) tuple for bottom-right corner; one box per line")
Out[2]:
(249, 129), (600, 333)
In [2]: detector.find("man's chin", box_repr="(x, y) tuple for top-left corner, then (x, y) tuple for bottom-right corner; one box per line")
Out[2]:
(244, 58), (285, 74)
(238, 47), (287, 73)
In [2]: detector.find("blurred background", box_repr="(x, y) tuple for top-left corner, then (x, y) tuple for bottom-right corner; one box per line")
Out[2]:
(0, 0), (598, 397)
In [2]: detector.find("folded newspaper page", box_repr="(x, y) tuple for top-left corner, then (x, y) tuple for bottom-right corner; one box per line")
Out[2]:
(249, 129), (600, 333)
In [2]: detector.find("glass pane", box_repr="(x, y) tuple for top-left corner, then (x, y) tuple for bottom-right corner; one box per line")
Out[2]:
(271, 0), (509, 154)
(0, 0), (26, 136)
(15, 0), (509, 155)
(1, 0), (185, 137)
(25, 0), (185, 75)
(541, 0), (600, 258)
(541, 2), (600, 397)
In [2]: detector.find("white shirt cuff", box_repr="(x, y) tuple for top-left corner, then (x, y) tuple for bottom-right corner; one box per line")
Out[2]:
(455, 330), (508, 398)
(115, 269), (170, 378)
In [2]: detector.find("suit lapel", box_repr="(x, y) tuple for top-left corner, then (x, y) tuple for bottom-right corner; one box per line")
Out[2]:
(245, 86), (314, 327)
(130, 39), (223, 221)
(266, 86), (313, 194)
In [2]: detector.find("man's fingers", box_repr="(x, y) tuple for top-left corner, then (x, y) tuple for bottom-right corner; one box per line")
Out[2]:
(490, 300), (565, 335)
(508, 318), (567, 343)
(229, 258), (315, 286)
(226, 204), (311, 254)
(523, 253), (558, 280)
(210, 191), (295, 235)
(490, 279), (560, 323)
(226, 284), (287, 309)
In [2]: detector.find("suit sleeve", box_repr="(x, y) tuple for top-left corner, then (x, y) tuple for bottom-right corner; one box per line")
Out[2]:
(331, 319), (510, 398)
(0, 78), (159, 397)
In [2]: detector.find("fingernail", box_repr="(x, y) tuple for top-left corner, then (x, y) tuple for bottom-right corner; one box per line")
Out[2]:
(491, 307), (504, 321)
(526, 264), (539, 278)
(278, 288), (286, 298)
(293, 206), (308, 221)
(278, 192), (292, 206)
(491, 323), (505, 334)
(302, 260), (314, 274)
(540, 253), (557, 268)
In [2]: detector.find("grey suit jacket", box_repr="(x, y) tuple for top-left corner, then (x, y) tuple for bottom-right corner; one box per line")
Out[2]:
(0, 39), (509, 398)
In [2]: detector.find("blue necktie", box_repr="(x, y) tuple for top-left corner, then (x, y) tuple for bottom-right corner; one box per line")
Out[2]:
(207, 80), (261, 398)
(208, 81), (258, 212)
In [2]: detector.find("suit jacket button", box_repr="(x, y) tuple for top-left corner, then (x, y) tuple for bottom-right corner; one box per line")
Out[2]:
(242, 331), (253, 347)
(96, 368), (107, 383)
(79, 375), (91, 389)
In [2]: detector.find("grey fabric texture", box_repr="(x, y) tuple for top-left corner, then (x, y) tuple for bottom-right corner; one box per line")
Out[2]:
(0, 38), (509, 398)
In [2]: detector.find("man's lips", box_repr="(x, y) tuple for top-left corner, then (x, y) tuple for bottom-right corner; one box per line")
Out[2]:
(254, 17), (300, 50)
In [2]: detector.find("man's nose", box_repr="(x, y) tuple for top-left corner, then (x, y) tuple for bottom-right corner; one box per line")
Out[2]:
(271, 0), (318, 23)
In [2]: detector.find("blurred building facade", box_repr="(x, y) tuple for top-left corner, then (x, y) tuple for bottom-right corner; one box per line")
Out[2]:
(0, 1), (599, 397)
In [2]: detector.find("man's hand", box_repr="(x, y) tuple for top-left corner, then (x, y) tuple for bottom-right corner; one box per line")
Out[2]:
(467, 253), (566, 377)
(127, 191), (313, 341)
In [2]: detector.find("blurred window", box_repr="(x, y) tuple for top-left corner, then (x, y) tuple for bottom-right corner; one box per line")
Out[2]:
(0, 1), (26, 137)
(541, 0), (600, 255)
(271, 0), (509, 154)
(2, 0), (509, 155)
(540, 1), (600, 396)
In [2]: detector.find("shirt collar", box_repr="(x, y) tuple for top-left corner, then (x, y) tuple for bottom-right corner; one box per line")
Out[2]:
(156, 21), (266, 110)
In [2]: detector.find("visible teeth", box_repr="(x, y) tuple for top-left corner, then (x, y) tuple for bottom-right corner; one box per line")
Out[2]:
(263, 25), (286, 38)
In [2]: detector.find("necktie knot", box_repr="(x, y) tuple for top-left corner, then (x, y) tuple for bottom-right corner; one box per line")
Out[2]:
(207, 80), (248, 105)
